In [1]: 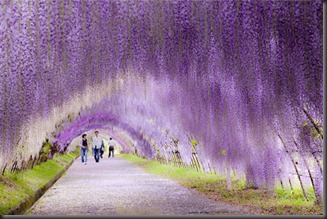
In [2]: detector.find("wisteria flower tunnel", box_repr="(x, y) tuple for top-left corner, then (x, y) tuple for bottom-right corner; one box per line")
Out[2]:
(0, 0), (323, 203)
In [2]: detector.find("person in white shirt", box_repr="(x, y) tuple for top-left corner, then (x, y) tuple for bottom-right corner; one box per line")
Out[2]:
(108, 137), (116, 158)
(92, 130), (102, 163)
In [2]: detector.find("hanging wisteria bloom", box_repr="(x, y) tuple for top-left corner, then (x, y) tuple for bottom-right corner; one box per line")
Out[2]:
(0, 0), (323, 204)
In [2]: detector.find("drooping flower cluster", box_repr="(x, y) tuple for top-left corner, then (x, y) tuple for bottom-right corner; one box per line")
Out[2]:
(0, 0), (323, 199)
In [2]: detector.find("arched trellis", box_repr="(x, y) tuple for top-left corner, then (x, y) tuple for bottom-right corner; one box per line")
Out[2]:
(65, 128), (131, 156)
(52, 110), (155, 159)
(0, 0), (323, 205)
(53, 109), (207, 175)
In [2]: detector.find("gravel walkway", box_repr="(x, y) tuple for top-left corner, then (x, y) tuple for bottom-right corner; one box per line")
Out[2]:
(26, 155), (251, 216)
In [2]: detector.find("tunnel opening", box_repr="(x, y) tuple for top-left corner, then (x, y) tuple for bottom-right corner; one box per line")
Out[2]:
(0, 0), (323, 207)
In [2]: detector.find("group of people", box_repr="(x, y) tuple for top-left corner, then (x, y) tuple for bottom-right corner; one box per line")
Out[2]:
(79, 130), (116, 165)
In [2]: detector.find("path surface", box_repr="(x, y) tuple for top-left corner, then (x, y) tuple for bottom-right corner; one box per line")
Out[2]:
(27, 155), (251, 216)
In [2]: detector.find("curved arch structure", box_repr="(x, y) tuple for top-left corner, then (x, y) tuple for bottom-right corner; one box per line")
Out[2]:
(53, 108), (155, 159)
(0, 0), (323, 196)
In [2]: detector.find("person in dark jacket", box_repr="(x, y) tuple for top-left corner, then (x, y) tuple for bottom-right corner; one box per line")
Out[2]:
(79, 134), (88, 165)
(100, 139), (105, 158)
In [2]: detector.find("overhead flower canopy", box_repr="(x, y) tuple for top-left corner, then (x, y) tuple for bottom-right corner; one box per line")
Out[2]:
(0, 0), (323, 199)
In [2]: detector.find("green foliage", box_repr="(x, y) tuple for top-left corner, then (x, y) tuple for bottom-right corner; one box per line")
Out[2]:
(190, 139), (198, 154)
(0, 151), (78, 215)
(41, 142), (52, 154)
(276, 187), (316, 201)
(39, 141), (53, 161)
(119, 153), (323, 215)
(216, 149), (227, 160)
(310, 127), (322, 139)
(302, 120), (323, 139)
(191, 139), (197, 147)
(67, 113), (74, 122)
(0, 179), (28, 215)
(220, 150), (226, 156)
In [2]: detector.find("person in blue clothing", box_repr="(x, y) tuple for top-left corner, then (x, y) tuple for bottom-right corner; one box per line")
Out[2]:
(92, 131), (102, 163)
(79, 134), (88, 165)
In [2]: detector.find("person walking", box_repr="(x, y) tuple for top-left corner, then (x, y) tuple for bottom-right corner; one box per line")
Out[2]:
(79, 134), (88, 165)
(108, 137), (116, 158)
(100, 139), (105, 159)
(92, 131), (102, 163)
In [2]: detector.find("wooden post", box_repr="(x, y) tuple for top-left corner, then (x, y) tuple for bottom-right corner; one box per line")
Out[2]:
(226, 159), (232, 189)
(302, 108), (323, 139)
(278, 134), (308, 200)
(293, 140), (322, 204)
(175, 151), (181, 167)
(280, 179), (284, 189)
(11, 161), (17, 172)
(21, 160), (26, 171)
(176, 153), (181, 168)
(2, 163), (7, 176)
(172, 152), (176, 166)
(195, 153), (202, 172)
(176, 151), (184, 168)
(289, 177), (294, 191)
(32, 156), (37, 169)
(168, 151), (173, 165)
(193, 153), (202, 172)
(191, 153), (199, 172)
(190, 154), (195, 170)
(196, 153), (205, 173)
(207, 162), (212, 173)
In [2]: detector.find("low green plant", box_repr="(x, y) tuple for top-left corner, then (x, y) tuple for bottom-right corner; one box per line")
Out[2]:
(0, 151), (78, 215)
(118, 153), (323, 215)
